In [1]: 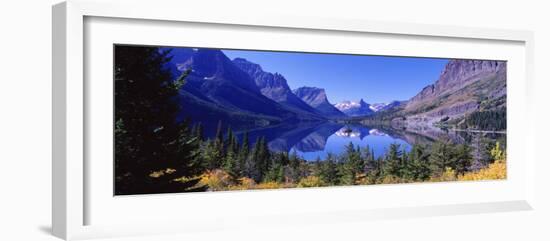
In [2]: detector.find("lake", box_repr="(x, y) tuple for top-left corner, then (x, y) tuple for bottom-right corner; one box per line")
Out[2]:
(200, 121), (505, 161)
(289, 124), (411, 160)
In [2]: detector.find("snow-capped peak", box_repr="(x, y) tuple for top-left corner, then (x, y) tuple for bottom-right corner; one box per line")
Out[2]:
(334, 100), (363, 111)
(333, 99), (374, 117)
(369, 103), (389, 112)
(334, 99), (402, 116)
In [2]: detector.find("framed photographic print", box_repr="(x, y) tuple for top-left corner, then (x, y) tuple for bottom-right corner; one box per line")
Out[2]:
(113, 44), (508, 195)
(53, 0), (535, 240)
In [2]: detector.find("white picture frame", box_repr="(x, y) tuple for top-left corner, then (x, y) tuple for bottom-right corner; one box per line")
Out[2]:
(52, 0), (536, 240)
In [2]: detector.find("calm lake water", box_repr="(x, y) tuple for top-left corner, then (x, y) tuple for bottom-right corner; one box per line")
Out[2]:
(202, 121), (505, 162)
(289, 125), (411, 160)
(228, 122), (414, 161)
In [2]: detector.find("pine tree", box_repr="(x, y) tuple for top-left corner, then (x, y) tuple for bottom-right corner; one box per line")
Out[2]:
(383, 143), (403, 177)
(264, 154), (285, 183)
(320, 153), (339, 185)
(453, 144), (473, 174)
(212, 120), (225, 168)
(249, 136), (269, 182)
(237, 132), (250, 176)
(429, 141), (455, 175)
(340, 142), (362, 185)
(407, 144), (431, 181)
(222, 127), (240, 177)
(202, 139), (220, 170)
(288, 149), (303, 182)
(223, 128), (242, 177)
(257, 137), (271, 180)
(114, 46), (205, 194)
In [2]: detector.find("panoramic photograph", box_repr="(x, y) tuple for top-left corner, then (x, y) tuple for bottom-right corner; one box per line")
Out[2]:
(114, 45), (507, 195)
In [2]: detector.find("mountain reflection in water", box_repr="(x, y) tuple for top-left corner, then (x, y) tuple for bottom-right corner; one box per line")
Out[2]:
(202, 121), (504, 161)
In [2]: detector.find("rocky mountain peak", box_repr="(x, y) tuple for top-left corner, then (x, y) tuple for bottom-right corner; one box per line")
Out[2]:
(333, 99), (374, 117)
(293, 87), (345, 118)
(232, 58), (263, 75)
(405, 59), (506, 121)
(182, 49), (260, 94)
(410, 60), (506, 103)
(435, 60), (504, 93)
(293, 87), (328, 105)
(232, 58), (322, 118)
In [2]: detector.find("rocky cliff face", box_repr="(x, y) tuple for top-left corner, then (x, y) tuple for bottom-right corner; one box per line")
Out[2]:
(377, 100), (405, 112)
(170, 49), (304, 127)
(293, 87), (346, 118)
(232, 58), (322, 118)
(180, 49), (261, 94)
(404, 59), (506, 121)
(408, 60), (505, 108)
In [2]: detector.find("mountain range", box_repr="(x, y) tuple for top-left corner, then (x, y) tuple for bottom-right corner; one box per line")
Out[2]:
(168, 49), (295, 129)
(165, 48), (505, 132)
(231, 58), (322, 119)
(382, 59), (506, 130)
(165, 49), (345, 130)
(333, 99), (404, 117)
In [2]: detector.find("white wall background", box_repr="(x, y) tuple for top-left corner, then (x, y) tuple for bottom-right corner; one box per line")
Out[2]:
(0, 0), (548, 240)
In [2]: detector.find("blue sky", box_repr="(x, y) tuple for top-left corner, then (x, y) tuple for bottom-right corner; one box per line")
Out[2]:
(223, 49), (448, 104)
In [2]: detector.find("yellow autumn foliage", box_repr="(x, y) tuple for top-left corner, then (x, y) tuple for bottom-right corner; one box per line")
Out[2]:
(255, 181), (284, 189)
(192, 159), (506, 192)
(227, 177), (256, 190)
(355, 173), (369, 185)
(198, 169), (233, 191)
(459, 160), (506, 181)
(149, 168), (176, 178)
(297, 176), (326, 188)
(429, 167), (458, 182)
(380, 175), (406, 184)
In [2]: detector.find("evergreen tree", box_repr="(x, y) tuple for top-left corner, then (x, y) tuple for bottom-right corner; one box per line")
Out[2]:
(288, 149), (303, 182)
(339, 142), (363, 185)
(361, 145), (376, 172)
(319, 153), (339, 185)
(429, 141), (455, 175)
(222, 127), (240, 177)
(114, 46), (205, 194)
(212, 120), (225, 168)
(202, 139), (220, 170)
(249, 137), (270, 182)
(407, 144), (431, 181)
(463, 109), (506, 131)
(383, 143), (403, 177)
(238, 132), (250, 172)
(264, 154), (285, 183)
(453, 144), (473, 174)
(257, 137), (271, 179)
